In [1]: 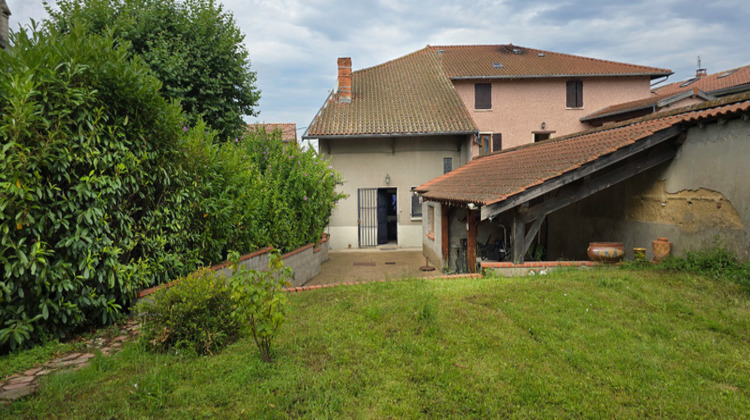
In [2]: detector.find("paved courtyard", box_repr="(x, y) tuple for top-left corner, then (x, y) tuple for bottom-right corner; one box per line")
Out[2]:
(305, 248), (442, 286)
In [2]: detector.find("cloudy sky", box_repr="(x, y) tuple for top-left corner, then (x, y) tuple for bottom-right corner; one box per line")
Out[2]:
(7, 0), (750, 141)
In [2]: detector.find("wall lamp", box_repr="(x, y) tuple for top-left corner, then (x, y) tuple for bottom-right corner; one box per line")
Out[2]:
(385, 174), (390, 185)
(467, 203), (477, 210)
(541, 121), (546, 130)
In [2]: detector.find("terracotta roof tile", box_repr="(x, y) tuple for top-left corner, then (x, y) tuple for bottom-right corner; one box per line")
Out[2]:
(247, 123), (297, 143)
(431, 44), (672, 79)
(417, 92), (750, 206)
(580, 89), (713, 122)
(305, 48), (477, 137)
(655, 65), (750, 96)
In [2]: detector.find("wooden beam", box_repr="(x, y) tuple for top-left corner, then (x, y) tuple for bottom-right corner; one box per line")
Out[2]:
(467, 209), (478, 273)
(481, 125), (683, 220)
(522, 145), (677, 223)
(512, 210), (526, 264)
(441, 203), (450, 263)
(523, 216), (545, 251)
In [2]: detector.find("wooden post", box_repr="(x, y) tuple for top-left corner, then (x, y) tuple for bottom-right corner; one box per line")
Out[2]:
(441, 203), (450, 264)
(467, 209), (477, 273)
(512, 210), (525, 265)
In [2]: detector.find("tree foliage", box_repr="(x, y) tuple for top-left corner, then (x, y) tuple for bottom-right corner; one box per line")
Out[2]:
(45, 0), (261, 141)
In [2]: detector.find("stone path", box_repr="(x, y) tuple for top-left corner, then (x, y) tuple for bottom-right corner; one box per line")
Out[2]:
(0, 319), (139, 404)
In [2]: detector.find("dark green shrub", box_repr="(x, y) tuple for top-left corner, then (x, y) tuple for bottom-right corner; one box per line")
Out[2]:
(0, 24), (200, 351)
(137, 269), (240, 355)
(240, 129), (347, 252)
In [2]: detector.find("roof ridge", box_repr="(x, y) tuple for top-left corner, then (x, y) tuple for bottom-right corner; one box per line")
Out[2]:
(354, 46), (432, 74)
(427, 44), (671, 74)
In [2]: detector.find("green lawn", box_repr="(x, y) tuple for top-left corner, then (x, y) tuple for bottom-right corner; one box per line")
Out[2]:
(2, 268), (749, 418)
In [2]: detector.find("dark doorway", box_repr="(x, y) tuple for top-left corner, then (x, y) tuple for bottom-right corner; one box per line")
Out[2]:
(359, 187), (398, 247)
(377, 188), (397, 244)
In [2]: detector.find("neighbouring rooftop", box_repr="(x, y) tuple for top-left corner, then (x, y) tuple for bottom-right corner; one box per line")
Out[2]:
(416, 92), (750, 206)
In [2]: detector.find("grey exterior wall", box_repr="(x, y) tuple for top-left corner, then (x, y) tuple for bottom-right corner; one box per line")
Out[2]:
(320, 134), (472, 249)
(214, 240), (329, 287)
(547, 117), (750, 261)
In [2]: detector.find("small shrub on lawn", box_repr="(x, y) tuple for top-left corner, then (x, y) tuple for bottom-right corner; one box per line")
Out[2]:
(658, 247), (750, 290)
(137, 270), (240, 356)
(228, 252), (292, 363)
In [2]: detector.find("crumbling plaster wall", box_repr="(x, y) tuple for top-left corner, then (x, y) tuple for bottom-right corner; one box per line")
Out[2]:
(548, 117), (750, 261)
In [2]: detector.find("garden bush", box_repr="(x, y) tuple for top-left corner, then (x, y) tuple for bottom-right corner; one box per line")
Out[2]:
(0, 23), (342, 353)
(137, 269), (240, 355)
(228, 251), (292, 363)
(0, 24), (197, 351)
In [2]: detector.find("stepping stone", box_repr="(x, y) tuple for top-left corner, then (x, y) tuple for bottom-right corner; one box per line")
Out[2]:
(7, 375), (35, 385)
(23, 367), (43, 376)
(61, 352), (83, 361)
(0, 383), (36, 400)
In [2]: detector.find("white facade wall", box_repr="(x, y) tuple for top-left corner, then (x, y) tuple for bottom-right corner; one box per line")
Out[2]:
(320, 135), (471, 250)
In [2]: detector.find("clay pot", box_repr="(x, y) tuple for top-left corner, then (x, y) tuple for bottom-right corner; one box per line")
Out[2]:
(633, 247), (646, 260)
(587, 242), (625, 263)
(652, 237), (672, 262)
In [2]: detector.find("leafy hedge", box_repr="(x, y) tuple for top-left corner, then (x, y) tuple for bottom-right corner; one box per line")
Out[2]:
(0, 25), (343, 352)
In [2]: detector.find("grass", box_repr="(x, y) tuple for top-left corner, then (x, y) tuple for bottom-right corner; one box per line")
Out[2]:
(2, 267), (750, 418)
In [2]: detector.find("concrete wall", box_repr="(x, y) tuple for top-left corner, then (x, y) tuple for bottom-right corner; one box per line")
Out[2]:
(452, 76), (652, 151)
(213, 238), (329, 287)
(137, 237), (330, 298)
(547, 118), (750, 261)
(321, 134), (471, 250)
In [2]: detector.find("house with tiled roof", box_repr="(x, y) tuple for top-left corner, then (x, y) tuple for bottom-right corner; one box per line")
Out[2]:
(655, 64), (750, 98)
(416, 92), (750, 271)
(583, 65), (750, 126)
(246, 123), (298, 145)
(303, 45), (672, 250)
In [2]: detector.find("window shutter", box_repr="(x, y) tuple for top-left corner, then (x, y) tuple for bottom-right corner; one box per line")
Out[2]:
(566, 80), (576, 108)
(475, 83), (491, 109)
(492, 133), (502, 152)
(567, 80), (583, 107)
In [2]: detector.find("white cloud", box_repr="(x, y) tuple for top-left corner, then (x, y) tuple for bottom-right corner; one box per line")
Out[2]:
(5, 0), (750, 134)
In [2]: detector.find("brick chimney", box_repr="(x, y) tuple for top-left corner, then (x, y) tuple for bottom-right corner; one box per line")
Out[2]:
(0, 0), (10, 51)
(337, 57), (352, 103)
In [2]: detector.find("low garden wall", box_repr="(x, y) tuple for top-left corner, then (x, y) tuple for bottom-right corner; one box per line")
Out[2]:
(138, 235), (329, 298)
